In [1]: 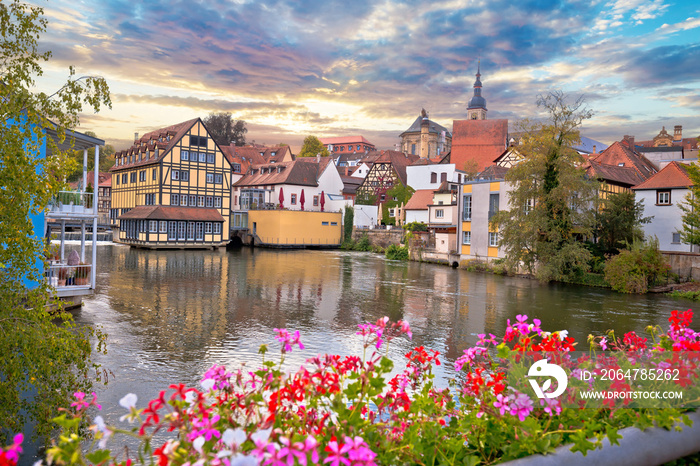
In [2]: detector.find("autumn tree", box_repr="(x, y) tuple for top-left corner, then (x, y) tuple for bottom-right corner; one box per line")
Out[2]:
(299, 135), (329, 157)
(203, 112), (247, 146)
(0, 0), (110, 443)
(491, 92), (597, 281)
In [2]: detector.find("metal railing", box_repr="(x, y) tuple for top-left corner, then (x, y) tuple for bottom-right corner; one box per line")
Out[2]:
(48, 191), (95, 215)
(45, 263), (93, 288)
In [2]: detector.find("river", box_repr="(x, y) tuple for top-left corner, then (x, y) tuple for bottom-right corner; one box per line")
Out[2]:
(65, 244), (698, 454)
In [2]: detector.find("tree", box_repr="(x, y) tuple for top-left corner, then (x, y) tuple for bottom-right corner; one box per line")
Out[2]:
(680, 162), (700, 246)
(491, 92), (597, 281)
(596, 191), (651, 255)
(203, 112), (247, 147)
(66, 131), (115, 182)
(382, 182), (414, 225)
(299, 135), (329, 157)
(0, 0), (110, 443)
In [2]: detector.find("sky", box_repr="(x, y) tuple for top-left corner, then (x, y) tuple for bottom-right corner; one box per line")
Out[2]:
(30, 0), (700, 153)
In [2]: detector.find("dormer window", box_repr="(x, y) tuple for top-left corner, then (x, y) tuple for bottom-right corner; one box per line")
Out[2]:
(618, 163), (624, 167)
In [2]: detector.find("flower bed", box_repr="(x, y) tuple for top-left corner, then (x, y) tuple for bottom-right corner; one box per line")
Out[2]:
(3, 312), (699, 465)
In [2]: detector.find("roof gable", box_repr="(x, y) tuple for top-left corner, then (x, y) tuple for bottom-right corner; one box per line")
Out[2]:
(633, 161), (694, 190)
(450, 119), (509, 172)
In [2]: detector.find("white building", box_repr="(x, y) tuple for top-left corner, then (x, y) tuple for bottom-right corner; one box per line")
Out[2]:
(406, 161), (466, 191)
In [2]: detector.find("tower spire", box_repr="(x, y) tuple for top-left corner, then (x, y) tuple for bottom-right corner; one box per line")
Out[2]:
(467, 61), (487, 120)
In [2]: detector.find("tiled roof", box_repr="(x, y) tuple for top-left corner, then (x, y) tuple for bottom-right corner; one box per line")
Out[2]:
(586, 160), (645, 187)
(450, 119), (509, 172)
(476, 164), (509, 180)
(340, 175), (362, 195)
(233, 159), (320, 188)
(633, 161), (694, 190)
(320, 135), (374, 146)
(118, 206), (224, 222)
(401, 115), (452, 137)
(591, 141), (657, 181)
(110, 118), (200, 172)
(404, 189), (435, 211)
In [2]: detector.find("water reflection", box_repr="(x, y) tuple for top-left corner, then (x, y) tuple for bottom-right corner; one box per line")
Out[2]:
(74, 245), (698, 436)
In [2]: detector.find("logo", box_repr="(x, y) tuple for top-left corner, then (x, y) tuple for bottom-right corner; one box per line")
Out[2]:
(527, 359), (568, 399)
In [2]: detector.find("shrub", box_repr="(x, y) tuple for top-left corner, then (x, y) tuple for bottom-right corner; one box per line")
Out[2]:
(604, 237), (670, 293)
(403, 221), (427, 232)
(385, 244), (408, 261)
(353, 234), (372, 252)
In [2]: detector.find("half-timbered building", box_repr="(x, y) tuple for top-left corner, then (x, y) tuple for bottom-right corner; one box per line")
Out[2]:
(355, 150), (419, 204)
(109, 118), (232, 248)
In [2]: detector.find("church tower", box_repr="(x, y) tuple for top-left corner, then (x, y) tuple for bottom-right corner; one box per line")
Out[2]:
(467, 61), (487, 120)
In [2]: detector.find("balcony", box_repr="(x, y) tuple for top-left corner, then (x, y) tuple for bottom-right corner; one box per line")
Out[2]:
(45, 262), (94, 298)
(47, 191), (97, 218)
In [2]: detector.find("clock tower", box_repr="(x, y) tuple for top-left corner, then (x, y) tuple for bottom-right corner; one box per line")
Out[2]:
(467, 62), (487, 120)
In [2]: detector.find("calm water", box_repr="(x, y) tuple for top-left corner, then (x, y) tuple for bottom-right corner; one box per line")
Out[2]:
(68, 244), (697, 445)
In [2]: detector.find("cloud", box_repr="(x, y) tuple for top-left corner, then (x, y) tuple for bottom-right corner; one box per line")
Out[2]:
(621, 43), (700, 87)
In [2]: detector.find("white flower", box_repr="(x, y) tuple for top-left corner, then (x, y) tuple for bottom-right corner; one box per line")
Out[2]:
(91, 415), (112, 448)
(119, 393), (137, 409)
(231, 454), (258, 466)
(222, 428), (247, 448)
(250, 427), (272, 444)
(193, 436), (205, 454)
(184, 391), (197, 405)
(201, 378), (216, 392)
(558, 330), (569, 341)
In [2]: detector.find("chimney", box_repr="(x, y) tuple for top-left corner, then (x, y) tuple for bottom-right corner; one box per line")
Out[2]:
(592, 145), (597, 154)
(134, 132), (139, 142)
(623, 135), (635, 149)
(674, 125), (682, 141)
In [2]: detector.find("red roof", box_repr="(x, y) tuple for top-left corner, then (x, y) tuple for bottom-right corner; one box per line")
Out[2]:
(633, 161), (693, 190)
(404, 189), (435, 211)
(450, 119), (508, 172)
(118, 205), (225, 222)
(234, 159), (321, 188)
(591, 141), (657, 181)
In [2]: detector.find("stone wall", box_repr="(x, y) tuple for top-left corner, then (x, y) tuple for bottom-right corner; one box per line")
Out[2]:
(662, 252), (700, 281)
(352, 228), (403, 249)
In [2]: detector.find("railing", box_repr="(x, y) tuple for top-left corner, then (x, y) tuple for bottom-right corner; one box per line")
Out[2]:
(45, 263), (93, 288)
(48, 191), (95, 215)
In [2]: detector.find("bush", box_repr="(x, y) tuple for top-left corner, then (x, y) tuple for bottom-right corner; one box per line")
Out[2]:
(604, 237), (670, 293)
(354, 234), (372, 252)
(385, 244), (408, 261)
(403, 221), (427, 232)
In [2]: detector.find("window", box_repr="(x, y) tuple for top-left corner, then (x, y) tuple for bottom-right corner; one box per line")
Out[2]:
(139, 171), (146, 182)
(198, 196), (205, 207)
(187, 222), (195, 240)
(215, 173), (223, 184)
(441, 172), (447, 182)
(322, 221), (329, 226)
(159, 221), (167, 233)
(181, 171), (189, 182)
(357, 145), (361, 151)
(178, 221), (186, 240)
(488, 193), (500, 219)
(380, 194), (386, 202)
(233, 163), (241, 173)
(389, 208), (395, 218)
(214, 197), (222, 208)
(130, 172), (137, 183)
(431, 172), (437, 183)
(116, 175), (120, 185)
(189, 195), (196, 206)
(207, 153), (215, 164)
(182, 196), (189, 207)
(313, 196), (319, 206)
(199, 152), (206, 163)
(672, 232), (681, 243)
(213, 223), (221, 234)
(489, 232), (499, 247)
(524, 198), (534, 214)
(190, 135), (207, 147)
(657, 190), (671, 205)
(152, 168), (157, 180)
(206, 196), (213, 207)
(149, 220), (158, 233)
(291, 194), (297, 205)
(206, 173), (214, 183)
(435, 209), (444, 218)
(171, 194), (179, 206)
(463, 231), (471, 245)
(172, 170), (180, 181)
(205, 222), (212, 234)
(122, 173), (128, 184)
(463, 195), (472, 221)
(411, 143), (416, 155)
(196, 222), (204, 240)
(331, 222), (338, 226)
(168, 222), (177, 240)
(144, 193), (155, 205)
(181, 150), (189, 161)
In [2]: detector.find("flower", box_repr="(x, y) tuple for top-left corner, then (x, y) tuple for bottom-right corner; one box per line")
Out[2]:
(222, 428), (247, 449)
(119, 393), (137, 409)
(274, 328), (305, 353)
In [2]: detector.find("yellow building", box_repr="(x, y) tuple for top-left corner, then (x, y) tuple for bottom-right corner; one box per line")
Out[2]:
(110, 118), (232, 248)
(247, 210), (342, 247)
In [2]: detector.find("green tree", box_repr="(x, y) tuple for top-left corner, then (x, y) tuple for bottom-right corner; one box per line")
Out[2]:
(355, 191), (377, 206)
(382, 182), (414, 225)
(0, 0), (110, 443)
(299, 135), (329, 157)
(66, 131), (115, 182)
(596, 191), (651, 254)
(203, 112), (247, 147)
(343, 205), (354, 244)
(680, 162), (700, 246)
(491, 92), (597, 281)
